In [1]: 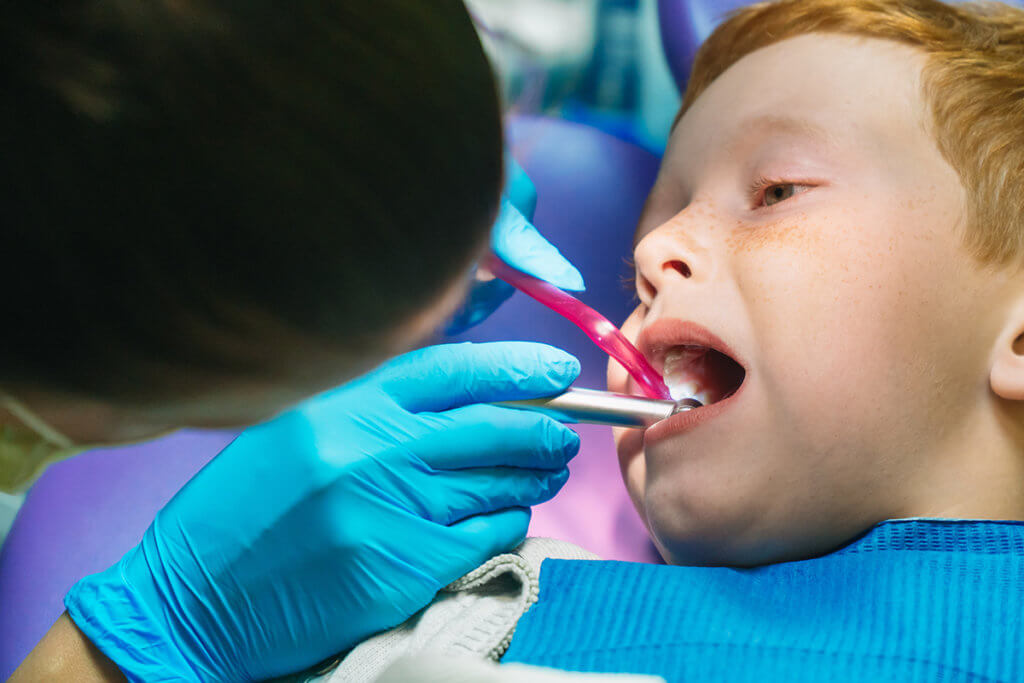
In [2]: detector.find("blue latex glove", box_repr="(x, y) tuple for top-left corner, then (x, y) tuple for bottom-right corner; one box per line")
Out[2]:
(445, 156), (586, 334)
(66, 342), (581, 682)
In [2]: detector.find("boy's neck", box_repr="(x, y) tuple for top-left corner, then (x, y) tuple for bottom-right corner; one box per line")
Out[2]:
(899, 398), (1024, 521)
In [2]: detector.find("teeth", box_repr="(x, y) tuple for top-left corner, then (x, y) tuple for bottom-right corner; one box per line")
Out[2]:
(663, 347), (710, 405)
(666, 380), (710, 405)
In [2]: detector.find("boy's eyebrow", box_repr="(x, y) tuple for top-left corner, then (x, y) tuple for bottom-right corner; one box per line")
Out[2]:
(723, 114), (838, 153)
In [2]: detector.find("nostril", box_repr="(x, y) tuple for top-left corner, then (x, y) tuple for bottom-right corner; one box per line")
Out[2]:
(666, 260), (692, 278)
(636, 273), (656, 302)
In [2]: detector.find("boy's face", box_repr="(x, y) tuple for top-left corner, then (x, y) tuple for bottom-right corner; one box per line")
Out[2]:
(609, 34), (1016, 565)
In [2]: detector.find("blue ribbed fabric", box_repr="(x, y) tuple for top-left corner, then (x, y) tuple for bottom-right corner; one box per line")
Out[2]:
(503, 520), (1024, 681)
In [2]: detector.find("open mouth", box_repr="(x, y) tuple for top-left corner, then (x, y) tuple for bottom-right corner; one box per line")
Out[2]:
(636, 320), (747, 409)
(662, 345), (746, 406)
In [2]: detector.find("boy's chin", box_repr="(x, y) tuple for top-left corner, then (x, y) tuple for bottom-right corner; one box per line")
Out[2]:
(643, 499), (846, 567)
(648, 522), (780, 568)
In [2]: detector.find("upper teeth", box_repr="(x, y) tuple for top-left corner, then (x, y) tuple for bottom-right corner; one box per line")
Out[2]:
(664, 346), (710, 405)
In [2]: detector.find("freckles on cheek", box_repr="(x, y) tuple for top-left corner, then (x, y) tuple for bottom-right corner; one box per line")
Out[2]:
(729, 216), (885, 361)
(734, 212), (923, 416)
(728, 212), (885, 305)
(726, 215), (828, 257)
(727, 218), (832, 310)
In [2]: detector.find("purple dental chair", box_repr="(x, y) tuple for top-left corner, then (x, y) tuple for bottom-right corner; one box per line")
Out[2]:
(658, 0), (752, 90)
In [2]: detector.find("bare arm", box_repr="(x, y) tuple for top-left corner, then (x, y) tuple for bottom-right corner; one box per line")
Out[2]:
(9, 612), (126, 682)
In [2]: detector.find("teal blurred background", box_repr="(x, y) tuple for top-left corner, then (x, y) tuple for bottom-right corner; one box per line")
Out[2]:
(469, 0), (682, 153)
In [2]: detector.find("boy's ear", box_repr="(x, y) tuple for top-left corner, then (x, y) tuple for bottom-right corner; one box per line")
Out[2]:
(991, 304), (1024, 401)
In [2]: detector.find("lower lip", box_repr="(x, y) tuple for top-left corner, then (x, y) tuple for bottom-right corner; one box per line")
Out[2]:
(643, 381), (746, 446)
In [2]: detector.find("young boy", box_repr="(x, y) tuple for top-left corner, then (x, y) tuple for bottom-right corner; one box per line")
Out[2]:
(608, 0), (1024, 569)
(325, 1), (1024, 680)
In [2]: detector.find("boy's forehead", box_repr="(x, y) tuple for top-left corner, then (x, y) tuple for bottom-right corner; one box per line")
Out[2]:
(664, 33), (930, 184)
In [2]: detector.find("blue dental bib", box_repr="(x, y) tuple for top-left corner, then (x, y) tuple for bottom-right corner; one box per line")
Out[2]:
(504, 519), (1024, 681)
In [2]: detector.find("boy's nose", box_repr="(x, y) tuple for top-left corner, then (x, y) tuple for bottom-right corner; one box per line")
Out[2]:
(633, 219), (712, 306)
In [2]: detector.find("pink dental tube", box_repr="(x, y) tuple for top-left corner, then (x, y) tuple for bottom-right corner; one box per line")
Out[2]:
(483, 253), (671, 400)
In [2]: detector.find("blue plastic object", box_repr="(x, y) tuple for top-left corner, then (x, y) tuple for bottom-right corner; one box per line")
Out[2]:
(66, 342), (581, 682)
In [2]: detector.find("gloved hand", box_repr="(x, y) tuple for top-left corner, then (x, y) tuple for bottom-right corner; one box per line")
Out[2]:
(66, 342), (581, 682)
(445, 156), (585, 334)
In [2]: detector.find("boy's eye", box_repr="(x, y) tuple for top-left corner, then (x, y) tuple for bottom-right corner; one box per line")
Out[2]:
(764, 183), (797, 206)
(750, 178), (813, 209)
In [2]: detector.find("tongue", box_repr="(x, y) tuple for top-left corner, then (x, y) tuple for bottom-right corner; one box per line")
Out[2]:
(664, 347), (744, 405)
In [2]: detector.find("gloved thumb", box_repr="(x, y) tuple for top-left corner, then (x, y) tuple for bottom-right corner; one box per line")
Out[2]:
(491, 198), (586, 293)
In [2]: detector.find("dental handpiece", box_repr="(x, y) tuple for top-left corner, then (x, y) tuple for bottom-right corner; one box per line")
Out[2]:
(494, 388), (703, 428)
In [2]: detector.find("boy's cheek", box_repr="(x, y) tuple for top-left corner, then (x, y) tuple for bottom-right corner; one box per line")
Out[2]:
(739, 232), (967, 465)
(732, 214), (901, 338)
(730, 221), (908, 410)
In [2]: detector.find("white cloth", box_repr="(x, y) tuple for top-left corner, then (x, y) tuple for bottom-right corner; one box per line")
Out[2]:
(316, 537), (665, 683)
(374, 652), (665, 683)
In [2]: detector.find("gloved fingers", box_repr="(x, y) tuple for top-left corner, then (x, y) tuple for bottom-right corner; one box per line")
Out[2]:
(443, 506), (532, 570)
(415, 404), (580, 471)
(504, 155), (537, 219)
(442, 277), (514, 336)
(380, 342), (580, 413)
(422, 466), (569, 526)
(490, 198), (586, 292)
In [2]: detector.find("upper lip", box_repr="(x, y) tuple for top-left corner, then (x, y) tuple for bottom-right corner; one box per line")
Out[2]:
(636, 319), (745, 377)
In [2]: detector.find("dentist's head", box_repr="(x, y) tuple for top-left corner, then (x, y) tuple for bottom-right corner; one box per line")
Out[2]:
(0, 0), (502, 442)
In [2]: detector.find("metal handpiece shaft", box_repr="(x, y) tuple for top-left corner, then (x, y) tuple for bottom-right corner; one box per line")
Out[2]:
(494, 388), (699, 427)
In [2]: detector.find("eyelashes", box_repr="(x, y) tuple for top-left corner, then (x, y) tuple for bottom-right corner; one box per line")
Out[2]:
(747, 174), (782, 207)
(748, 175), (812, 209)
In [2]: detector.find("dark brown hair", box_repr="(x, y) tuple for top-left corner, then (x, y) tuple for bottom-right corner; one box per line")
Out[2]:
(1, 0), (502, 401)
